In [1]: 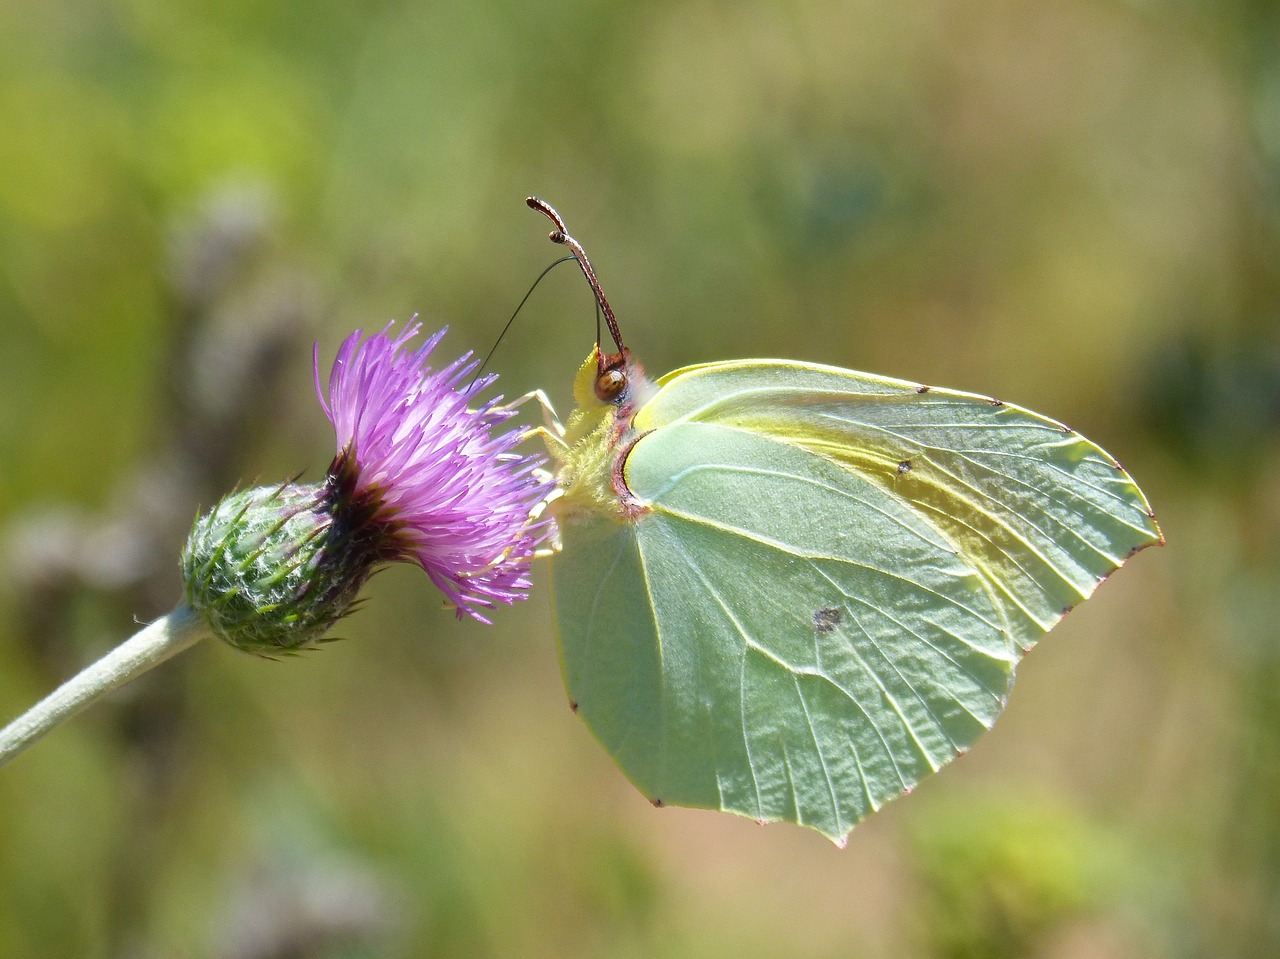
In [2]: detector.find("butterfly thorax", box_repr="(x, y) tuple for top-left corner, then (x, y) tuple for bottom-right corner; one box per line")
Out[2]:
(550, 349), (656, 522)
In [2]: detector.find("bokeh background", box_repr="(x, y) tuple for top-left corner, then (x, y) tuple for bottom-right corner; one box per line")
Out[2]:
(1, 0), (1277, 956)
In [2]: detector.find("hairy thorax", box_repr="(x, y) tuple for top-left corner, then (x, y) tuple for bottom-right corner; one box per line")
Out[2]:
(549, 349), (655, 523)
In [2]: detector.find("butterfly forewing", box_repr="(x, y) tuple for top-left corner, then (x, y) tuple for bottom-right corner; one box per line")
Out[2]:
(636, 360), (1162, 651)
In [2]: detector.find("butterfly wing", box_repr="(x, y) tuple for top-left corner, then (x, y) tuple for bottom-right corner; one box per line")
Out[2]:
(550, 359), (1161, 843)
(635, 360), (1163, 652)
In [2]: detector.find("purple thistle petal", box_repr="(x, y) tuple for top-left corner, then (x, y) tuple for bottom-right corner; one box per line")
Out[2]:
(316, 322), (554, 621)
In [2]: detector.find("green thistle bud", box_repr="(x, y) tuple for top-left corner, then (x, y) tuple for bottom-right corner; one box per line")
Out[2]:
(181, 483), (377, 655)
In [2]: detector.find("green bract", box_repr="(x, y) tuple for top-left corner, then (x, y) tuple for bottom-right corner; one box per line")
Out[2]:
(182, 484), (370, 655)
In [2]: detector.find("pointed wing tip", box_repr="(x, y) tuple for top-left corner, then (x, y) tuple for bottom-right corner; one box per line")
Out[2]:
(1147, 513), (1167, 549)
(1123, 512), (1166, 560)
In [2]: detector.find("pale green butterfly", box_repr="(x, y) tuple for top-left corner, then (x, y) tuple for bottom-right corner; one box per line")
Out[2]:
(527, 197), (1163, 845)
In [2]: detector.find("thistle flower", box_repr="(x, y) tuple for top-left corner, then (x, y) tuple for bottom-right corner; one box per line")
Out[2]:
(0, 323), (555, 764)
(317, 323), (552, 620)
(182, 322), (554, 654)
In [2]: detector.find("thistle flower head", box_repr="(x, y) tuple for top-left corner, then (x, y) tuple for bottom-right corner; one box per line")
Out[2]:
(182, 322), (554, 654)
(316, 321), (553, 621)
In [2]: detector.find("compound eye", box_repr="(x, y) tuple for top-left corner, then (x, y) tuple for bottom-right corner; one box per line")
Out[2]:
(595, 368), (627, 401)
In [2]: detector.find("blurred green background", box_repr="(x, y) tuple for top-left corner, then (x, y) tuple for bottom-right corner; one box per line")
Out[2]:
(1, 0), (1277, 956)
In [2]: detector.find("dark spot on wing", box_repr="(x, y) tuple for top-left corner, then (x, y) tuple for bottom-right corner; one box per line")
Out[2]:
(813, 606), (843, 634)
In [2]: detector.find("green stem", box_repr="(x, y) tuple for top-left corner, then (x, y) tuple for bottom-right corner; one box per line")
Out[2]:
(0, 605), (211, 768)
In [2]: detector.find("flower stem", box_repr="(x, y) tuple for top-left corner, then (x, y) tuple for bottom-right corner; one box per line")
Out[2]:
(0, 606), (211, 769)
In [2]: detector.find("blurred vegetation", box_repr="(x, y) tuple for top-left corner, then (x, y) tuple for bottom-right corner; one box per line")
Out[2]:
(1, 0), (1277, 956)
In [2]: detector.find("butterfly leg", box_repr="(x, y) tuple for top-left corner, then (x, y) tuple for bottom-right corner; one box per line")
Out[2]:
(491, 389), (571, 459)
(486, 389), (565, 556)
(455, 481), (564, 577)
(526, 485), (564, 557)
(492, 389), (566, 439)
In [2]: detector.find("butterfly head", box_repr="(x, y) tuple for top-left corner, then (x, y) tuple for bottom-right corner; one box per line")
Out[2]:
(594, 349), (630, 401)
(573, 345), (654, 414)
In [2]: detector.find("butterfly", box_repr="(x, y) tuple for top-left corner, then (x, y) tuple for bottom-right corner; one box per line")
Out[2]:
(526, 197), (1163, 845)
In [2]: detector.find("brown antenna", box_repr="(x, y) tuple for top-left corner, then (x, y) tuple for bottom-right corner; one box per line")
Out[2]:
(526, 197), (626, 355)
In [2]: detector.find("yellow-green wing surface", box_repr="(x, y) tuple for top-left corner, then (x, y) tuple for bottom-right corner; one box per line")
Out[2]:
(550, 359), (1161, 843)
